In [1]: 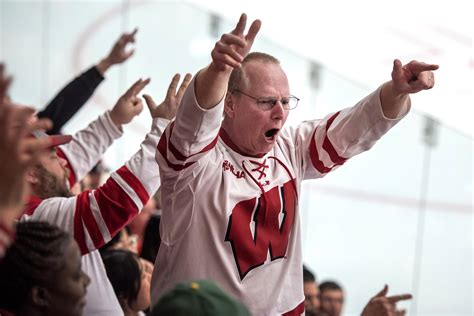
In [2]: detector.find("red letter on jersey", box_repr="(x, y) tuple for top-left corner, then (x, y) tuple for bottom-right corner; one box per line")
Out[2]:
(225, 180), (297, 280)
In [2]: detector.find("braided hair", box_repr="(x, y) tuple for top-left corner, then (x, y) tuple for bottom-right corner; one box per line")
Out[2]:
(0, 220), (71, 311)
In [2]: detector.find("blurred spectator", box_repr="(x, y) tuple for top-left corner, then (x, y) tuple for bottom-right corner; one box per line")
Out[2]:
(319, 281), (344, 316)
(151, 280), (250, 316)
(0, 63), (57, 259)
(37, 29), (138, 135)
(100, 226), (139, 255)
(102, 249), (152, 316)
(0, 221), (90, 315)
(129, 197), (157, 252)
(140, 213), (161, 263)
(303, 265), (322, 315)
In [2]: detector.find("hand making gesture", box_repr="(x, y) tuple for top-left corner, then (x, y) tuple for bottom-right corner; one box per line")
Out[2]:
(143, 73), (192, 120)
(361, 285), (412, 316)
(110, 78), (150, 126)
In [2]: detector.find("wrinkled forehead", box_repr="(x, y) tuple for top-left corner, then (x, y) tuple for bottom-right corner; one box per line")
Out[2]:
(240, 61), (290, 94)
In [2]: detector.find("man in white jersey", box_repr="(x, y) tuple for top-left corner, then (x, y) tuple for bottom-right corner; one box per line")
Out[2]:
(21, 74), (191, 315)
(151, 14), (437, 316)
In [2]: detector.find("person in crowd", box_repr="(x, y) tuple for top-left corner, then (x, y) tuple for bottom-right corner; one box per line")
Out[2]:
(0, 221), (90, 316)
(319, 281), (344, 316)
(303, 265), (321, 315)
(100, 226), (139, 254)
(140, 213), (161, 263)
(102, 249), (152, 316)
(0, 64), (68, 259)
(151, 279), (251, 316)
(129, 196), (158, 253)
(151, 13), (437, 315)
(20, 72), (191, 315)
(38, 29), (138, 134)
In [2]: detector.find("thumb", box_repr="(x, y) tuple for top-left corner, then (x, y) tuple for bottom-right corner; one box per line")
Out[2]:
(143, 94), (156, 114)
(374, 284), (389, 298)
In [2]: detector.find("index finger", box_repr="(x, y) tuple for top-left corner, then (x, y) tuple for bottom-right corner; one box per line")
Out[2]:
(175, 73), (192, 101)
(126, 78), (150, 97)
(407, 61), (439, 73)
(386, 294), (412, 304)
(231, 13), (247, 35)
(166, 74), (181, 100)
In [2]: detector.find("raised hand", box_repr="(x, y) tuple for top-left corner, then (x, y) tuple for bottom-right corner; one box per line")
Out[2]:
(391, 59), (439, 94)
(97, 28), (138, 74)
(211, 13), (261, 72)
(143, 73), (192, 120)
(361, 285), (412, 316)
(110, 78), (150, 126)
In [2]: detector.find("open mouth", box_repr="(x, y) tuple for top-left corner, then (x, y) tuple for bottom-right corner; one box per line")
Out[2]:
(264, 128), (280, 141)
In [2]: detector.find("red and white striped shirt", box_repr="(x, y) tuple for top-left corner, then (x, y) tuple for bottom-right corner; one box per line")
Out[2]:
(21, 111), (167, 315)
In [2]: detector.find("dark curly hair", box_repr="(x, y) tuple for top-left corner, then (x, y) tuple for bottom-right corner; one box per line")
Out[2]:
(0, 220), (71, 311)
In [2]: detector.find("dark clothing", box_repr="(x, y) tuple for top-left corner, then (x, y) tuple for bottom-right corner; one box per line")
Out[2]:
(37, 66), (104, 134)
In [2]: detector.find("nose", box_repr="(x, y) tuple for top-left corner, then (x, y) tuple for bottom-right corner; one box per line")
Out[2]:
(83, 271), (91, 288)
(270, 100), (285, 120)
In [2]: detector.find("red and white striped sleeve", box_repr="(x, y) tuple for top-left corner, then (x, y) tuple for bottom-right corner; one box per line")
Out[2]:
(156, 77), (223, 174)
(56, 111), (123, 187)
(292, 85), (411, 180)
(21, 118), (167, 255)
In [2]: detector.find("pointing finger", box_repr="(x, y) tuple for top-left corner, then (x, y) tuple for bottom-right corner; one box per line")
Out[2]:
(373, 285), (389, 298)
(386, 294), (413, 304)
(232, 13), (247, 35)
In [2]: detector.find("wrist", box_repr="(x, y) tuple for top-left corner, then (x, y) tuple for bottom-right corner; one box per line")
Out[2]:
(109, 109), (123, 127)
(96, 58), (113, 76)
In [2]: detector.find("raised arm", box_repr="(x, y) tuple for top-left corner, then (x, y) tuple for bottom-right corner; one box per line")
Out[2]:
(195, 13), (261, 109)
(58, 78), (149, 187)
(23, 74), (189, 255)
(37, 29), (138, 134)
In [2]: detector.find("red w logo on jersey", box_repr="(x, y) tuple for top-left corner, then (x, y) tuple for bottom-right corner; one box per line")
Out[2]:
(225, 180), (297, 280)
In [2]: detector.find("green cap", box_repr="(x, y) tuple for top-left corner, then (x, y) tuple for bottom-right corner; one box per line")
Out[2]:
(151, 280), (251, 316)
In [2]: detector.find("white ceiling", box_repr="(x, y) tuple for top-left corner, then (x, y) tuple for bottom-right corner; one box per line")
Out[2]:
(191, 0), (473, 138)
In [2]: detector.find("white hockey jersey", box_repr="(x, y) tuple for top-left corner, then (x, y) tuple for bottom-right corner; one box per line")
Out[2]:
(151, 79), (409, 316)
(21, 111), (167, 315)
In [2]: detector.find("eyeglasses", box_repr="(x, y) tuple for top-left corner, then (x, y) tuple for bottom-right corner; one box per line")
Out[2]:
(232, 89), (299, 110)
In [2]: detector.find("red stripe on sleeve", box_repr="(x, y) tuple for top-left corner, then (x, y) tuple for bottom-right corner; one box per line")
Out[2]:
(75, 191), (105, 251)
(56, 147), (77, 187)
(115, 166), (149, 205)
(93, 177), (140, 239)
(167, 121), (219, 162)
(282, 301), (305, 316)
(322, 112), (348, 165)
(309, 111), (347, 174)
(73, 200), (89, 255)
(157, 129), (197, 171)
(309, 128), (333, 174)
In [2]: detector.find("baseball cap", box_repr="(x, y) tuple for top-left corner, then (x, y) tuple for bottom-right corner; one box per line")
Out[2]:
(151, 280), (251, 316)
(31, 130), (72, 148)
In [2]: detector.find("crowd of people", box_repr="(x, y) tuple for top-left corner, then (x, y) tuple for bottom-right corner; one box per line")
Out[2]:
(0, 12), (437, 316)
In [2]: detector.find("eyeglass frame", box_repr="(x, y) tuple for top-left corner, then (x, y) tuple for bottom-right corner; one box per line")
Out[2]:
(232, 89), (300, 111)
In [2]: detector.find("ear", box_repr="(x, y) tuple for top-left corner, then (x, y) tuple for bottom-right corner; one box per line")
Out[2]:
(224, 93), (235, 118)
(26, 168), (39, 184)
(31, 286), (49, 308)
